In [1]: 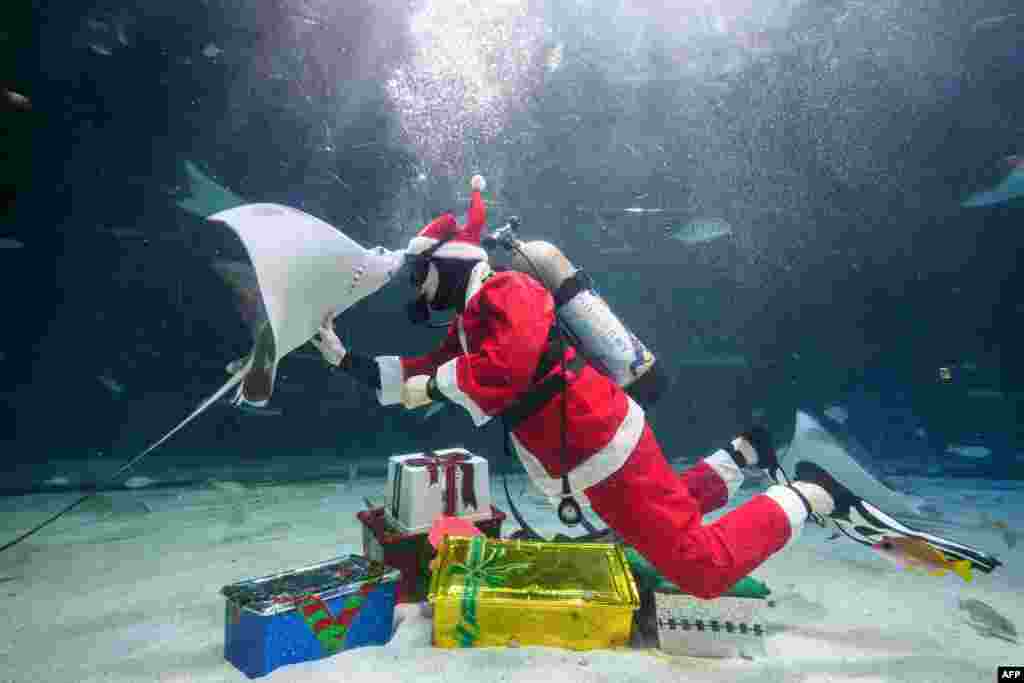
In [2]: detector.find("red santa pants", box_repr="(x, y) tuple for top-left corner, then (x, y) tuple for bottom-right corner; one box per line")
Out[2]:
(585, 423), (795, 599)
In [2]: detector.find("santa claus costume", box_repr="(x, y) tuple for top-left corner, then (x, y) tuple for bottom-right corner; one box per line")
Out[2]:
(318, 175), (1000, 598)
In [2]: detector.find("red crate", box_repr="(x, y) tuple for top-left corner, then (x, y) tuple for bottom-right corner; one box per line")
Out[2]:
(357, 506), (506, 603)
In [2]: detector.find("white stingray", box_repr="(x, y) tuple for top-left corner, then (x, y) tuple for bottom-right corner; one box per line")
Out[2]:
(778, 411), (927, 518)
(124, 202), (404, 471)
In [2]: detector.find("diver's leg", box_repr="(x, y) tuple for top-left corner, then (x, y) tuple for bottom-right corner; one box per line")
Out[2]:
(586, 424), (810, 599)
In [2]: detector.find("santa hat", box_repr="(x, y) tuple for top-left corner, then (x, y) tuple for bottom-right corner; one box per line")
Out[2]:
(406, 175), (488, 261)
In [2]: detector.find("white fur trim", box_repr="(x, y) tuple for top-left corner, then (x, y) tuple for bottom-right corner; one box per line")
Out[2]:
(464, 261), (492, 308)
(511, 396), (645, 502)
(435, 357), (492, 426)
(433, 240), (487, 261)
(703, 451), (744, 500)
(406, 235), (439, 257)
(376, 356), (404, 406)
(763, 485), (808, 550)
(471, 175), (486, 192)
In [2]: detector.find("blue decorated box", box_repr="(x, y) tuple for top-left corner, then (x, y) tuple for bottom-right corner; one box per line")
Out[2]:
(221, 555), (400, 679)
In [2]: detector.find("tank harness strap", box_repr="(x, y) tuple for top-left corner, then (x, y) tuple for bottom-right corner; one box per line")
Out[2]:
(553, 270), (592, 307)
(500, 324), (585, 432)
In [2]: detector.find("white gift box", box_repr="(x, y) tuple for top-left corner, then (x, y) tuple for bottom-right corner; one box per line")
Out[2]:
(383, 448), (492, 534)
(653, 592), (767, 659)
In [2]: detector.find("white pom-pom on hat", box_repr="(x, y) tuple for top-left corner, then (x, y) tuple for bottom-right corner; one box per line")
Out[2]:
(470, 175), (486, 192)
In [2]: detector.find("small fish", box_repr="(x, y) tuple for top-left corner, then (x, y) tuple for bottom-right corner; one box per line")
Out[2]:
(89, 43), (113, 56)
(202, 43), (223, 58)
(598, 246), (638, 256)
(97, 374), (125, 395)
(0, 238), (24, 249)
(1, 90), (30, 112)
(665, 218), (733, 244)
(938, 366), (953, 382)
(107, 228), (146, 240)
(823, 404), (848, 425)
(966, 388), (1003, 400)
(959, 598), (1018, 643)
(624, 207), (663, 214)
(946, 444), (991, 459)
(914, 427), (927, 440)
(872, 536), (973, 583)
(124, 476), (156, 489)
(972, 14), (1015, 31)
(114, 20), (130, 46)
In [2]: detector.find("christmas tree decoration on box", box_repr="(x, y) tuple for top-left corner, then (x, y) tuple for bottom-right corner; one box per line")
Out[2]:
(428, 536), (640, 650)
(384, 448), (491, 534)
(358, 506), (506, 603)
(221, 555), (399, 679)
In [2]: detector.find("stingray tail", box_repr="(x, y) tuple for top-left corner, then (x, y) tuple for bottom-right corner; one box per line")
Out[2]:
(127, 370), (246, 471)
(0, 370), (246, 555)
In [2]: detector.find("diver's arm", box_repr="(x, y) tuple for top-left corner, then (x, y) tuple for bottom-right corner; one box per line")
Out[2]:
(315, 315), (462, 406)
(377, 326), (462, 407)
(312, 317), (382, 392)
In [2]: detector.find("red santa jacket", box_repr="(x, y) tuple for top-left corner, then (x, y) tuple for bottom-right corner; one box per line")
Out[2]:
(374, 262), (646, 503)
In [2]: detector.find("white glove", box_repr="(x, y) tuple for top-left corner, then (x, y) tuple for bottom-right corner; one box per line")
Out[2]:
(401, 375), (432, 410)
(310, 314), (347, 366)
(470, 175), (486, 192)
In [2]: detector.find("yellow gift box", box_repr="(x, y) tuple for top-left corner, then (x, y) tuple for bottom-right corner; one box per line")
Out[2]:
(427, 535), (640, 650)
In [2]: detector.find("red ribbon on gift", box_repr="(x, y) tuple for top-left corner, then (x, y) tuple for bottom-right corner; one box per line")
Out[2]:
(405, 452), (478, 516)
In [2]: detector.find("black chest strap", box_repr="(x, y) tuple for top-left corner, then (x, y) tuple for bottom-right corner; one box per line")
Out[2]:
(501, 325), (585, 431)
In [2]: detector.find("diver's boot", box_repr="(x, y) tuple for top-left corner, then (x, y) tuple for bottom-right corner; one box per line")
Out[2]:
(789, 461), (1002, 575)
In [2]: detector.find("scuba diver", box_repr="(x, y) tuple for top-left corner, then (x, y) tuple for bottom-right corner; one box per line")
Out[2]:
(312, 175), (1001, 599)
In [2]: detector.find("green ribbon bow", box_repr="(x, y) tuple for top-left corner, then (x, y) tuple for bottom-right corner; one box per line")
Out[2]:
(449, 536), (530, 647)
